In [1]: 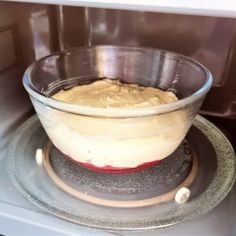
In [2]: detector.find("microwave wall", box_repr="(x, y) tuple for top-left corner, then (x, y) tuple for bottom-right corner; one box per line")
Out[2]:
(0, 2), (236, 147)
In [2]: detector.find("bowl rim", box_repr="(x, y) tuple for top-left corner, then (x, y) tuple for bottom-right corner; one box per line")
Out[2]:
(23, 45), (213, 118)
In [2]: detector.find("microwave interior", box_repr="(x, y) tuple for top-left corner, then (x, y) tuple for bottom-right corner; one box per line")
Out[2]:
(0, 1), (236, 235)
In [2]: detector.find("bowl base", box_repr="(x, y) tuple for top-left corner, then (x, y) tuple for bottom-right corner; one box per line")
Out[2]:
(43, 140), (197, 207)
(66, 156), (160, 173)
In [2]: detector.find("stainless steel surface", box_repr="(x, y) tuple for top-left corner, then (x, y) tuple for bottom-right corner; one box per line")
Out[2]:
(55, 7), (234, 85)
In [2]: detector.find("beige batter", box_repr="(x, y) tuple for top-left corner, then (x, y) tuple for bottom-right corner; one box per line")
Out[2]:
(52, 79), (178, 108)
(40, 79), (189, 168)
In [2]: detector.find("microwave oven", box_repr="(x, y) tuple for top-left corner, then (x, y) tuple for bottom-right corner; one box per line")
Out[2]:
(0, 1), (235, 235)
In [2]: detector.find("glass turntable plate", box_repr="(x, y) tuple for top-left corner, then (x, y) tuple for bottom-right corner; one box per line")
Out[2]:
(6, 115), (236, 231)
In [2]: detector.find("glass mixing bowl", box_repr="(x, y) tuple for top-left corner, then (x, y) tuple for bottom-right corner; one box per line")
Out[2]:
(23, 46), (212, 172)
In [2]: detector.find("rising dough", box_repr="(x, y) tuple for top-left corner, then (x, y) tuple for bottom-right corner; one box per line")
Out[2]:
(41, 79), (189, 168)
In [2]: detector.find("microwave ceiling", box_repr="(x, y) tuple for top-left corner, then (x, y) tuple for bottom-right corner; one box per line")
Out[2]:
(4, 0), (236, 18)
